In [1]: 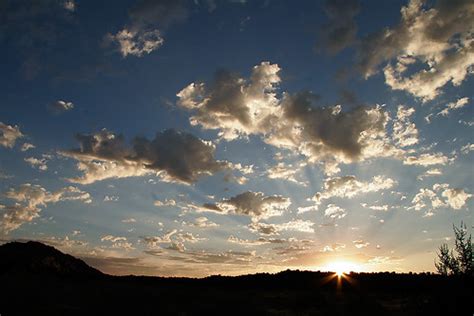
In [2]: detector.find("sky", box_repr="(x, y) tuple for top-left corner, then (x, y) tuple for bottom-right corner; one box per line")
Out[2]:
(0, 0), (473, 277)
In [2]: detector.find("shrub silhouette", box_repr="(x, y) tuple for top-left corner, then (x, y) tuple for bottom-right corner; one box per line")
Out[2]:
(435, 222), (473, 276)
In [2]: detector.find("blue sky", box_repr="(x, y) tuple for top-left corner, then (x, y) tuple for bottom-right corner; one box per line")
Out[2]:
(0, 0), (473, 276)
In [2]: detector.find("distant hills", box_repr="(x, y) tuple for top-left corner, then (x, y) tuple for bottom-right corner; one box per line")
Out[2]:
(0, 241), (102, 277)
(0, 241), (472, 315)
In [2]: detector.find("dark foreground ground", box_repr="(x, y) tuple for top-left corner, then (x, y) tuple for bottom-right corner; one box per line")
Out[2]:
(0, 241), (472, 315)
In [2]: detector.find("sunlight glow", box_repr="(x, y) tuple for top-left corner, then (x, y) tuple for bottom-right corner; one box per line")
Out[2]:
(324, 261), (360, 276)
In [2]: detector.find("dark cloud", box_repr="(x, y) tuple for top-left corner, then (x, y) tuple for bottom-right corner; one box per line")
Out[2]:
(178, 62), (398, 174)
(201, 191), (291, 220)
(0, 0), (75, 78)
(62, 129), (227, 184)
(320, 0), (360, 54)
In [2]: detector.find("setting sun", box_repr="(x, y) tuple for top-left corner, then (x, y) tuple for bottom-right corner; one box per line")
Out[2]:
(324, 261), (360, 276)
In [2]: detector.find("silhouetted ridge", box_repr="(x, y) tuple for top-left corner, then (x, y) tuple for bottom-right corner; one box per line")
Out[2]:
(0, 241), (102, 277)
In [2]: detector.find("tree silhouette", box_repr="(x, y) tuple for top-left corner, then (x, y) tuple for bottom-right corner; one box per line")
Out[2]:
(435, 222), (473, 276)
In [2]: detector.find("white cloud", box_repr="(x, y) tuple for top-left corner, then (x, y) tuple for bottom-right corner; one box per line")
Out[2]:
(403, 152), (448, 166)
(62, 0), (76, 12)
(49, 100), (74, 114)
(0, 122), (23, 148)
(392, 105), (418, 147)
(154, 199), (176, 207)
(324, 204), (346, 219)
(442, 188), (472, 210)
(1, 184), (91, 233)
(438, 97), (469, 116)
(353, 240), (370, 249)
(461, 143), (474, 154)
(24, 156), (48, 171)
(186, 216), (219, 228)
(108, 28), (164, 57)
(103, 195), (119, 202)
(21, 143), (35, 152)
(410, 183), (471, 214)
(314, 175), (396, 202)
(358, 0), (474, 101)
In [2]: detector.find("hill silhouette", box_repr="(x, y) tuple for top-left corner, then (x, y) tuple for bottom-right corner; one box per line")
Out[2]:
(0, 241), (472, 315)
(0, 241), (102, 277)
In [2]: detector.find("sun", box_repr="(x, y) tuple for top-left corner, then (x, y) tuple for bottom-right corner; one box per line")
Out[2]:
(324, 261), (360, 277)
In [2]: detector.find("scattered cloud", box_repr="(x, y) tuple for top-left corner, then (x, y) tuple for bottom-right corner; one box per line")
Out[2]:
(314, 175), (396, 202)
(48, 100), (74, 114)
(21, 143), (35, 152)
(410, 183), (471, 215)
(403, 152), (448, 166)
(324, 204), (346, 219)
(1, 184), (91, 233)
(185, 216), (219, 228)
(357, 0), (474, 101)
(24, 156), (49, 171)
(438, 97), (469, 116)
(392, 105), (418, 147)
(107, 0), (188, 57)
(353, 240), (370, 249)
(154, 199), (177, 207)
(0, 122), (23, 148)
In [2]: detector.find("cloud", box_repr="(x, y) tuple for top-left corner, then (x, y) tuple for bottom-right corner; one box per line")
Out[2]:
(442, 188), (472, 210)
(185, 216), (219, 228)
(357, 0), (474, 101)
(20, 143), (35, 152)
(0, 122), (23, 148)
(403, 152), (448, 166)
(248, 219), (315, 235)
(227, 235), (286, 246)
(199, 191), (291, 221)
(61, 128), (227, 184)
(324, 204), (346, 219)
(107, 28), (164, 57)
(361, 203), (389, 211)
(461, 143), (474, 154)
(321, 243), (346, 252)
(353, 240), (370, 249)
(320, 0), (360, 54)
(62, 0), (76, 12)
(0, 0), (77, 79)
(103, 195), (119, 202)
(176, 62), (282, 140)
(417, 168), (443, 180)
(410, 183), (471, 214)
(24, 156), (49, 171)
(314, 175), (396, 202)
(101, 235), (134, 250)
(178, 62), (400, 174)
(107, 0), (187, 57)
(438, 97), (469, 116)
(1, 184), (91, 233)
(154, 199), (177, 207)
(392, 105), (418, 147)
(141, 230), (205, 253)
(48, 100), (74, 114)
(266, 162), (307, 185)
